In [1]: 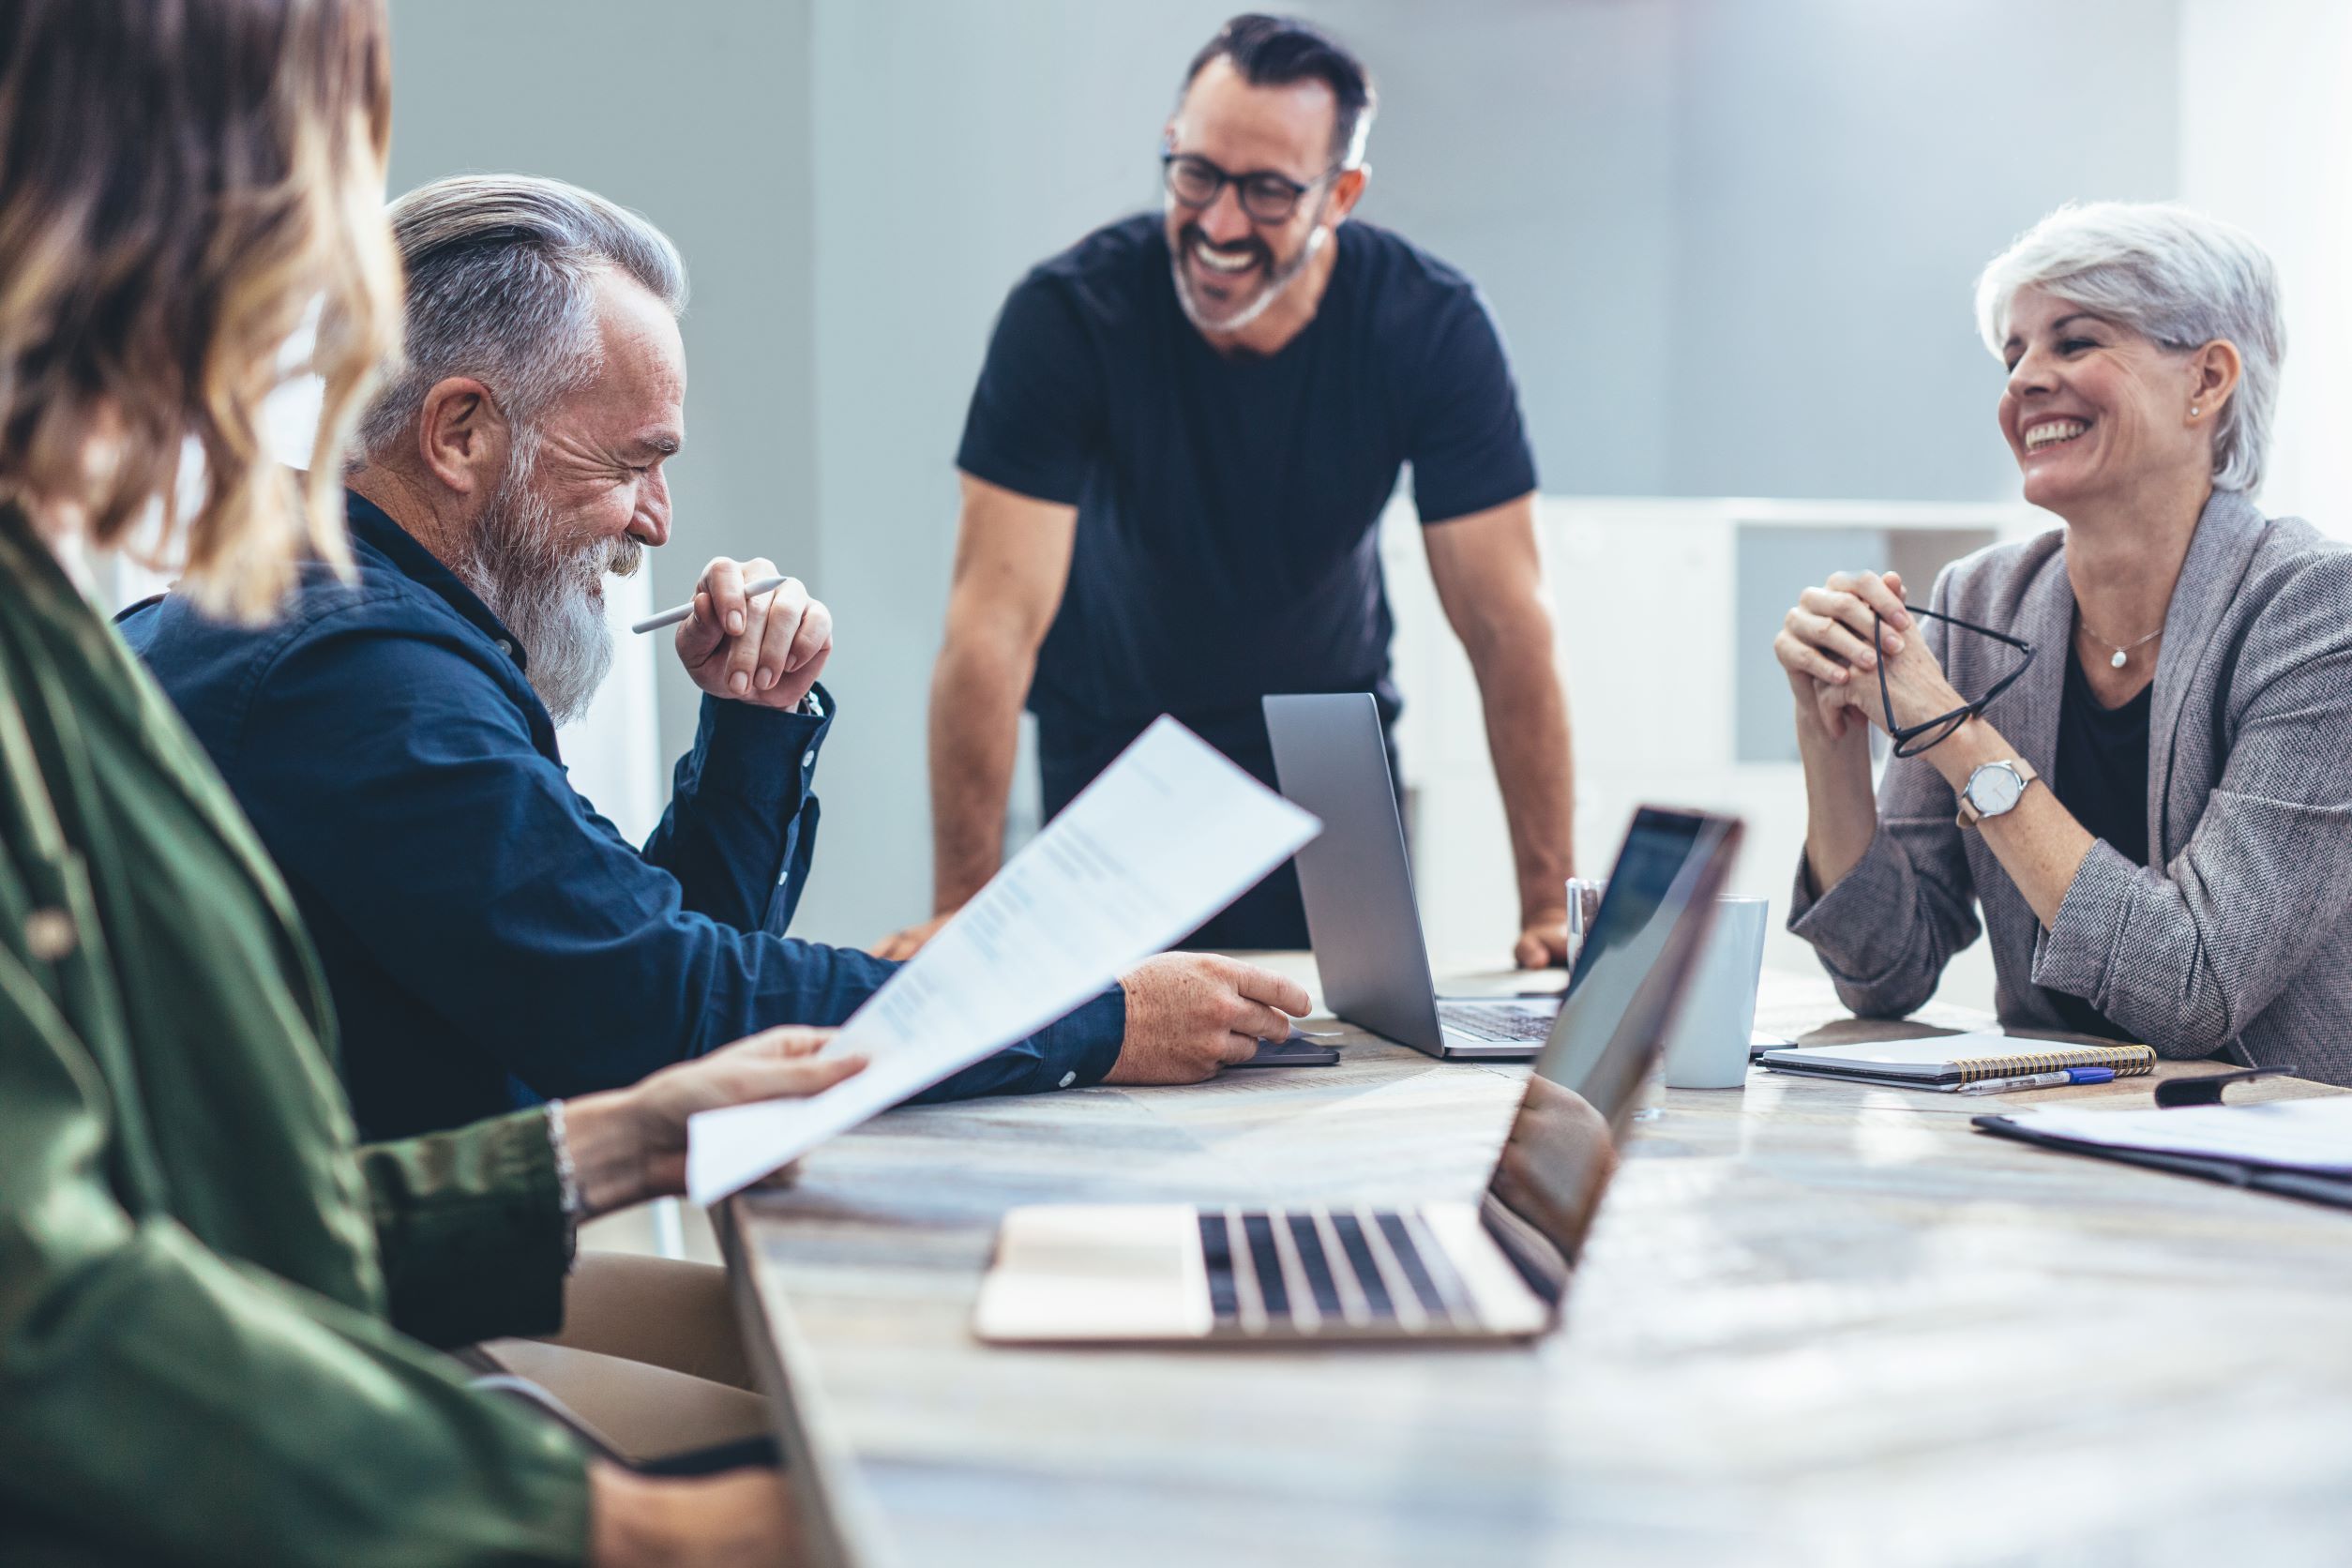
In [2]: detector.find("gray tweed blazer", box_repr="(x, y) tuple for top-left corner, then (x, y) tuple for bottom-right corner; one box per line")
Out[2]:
(1788, 488), (2352, 1088)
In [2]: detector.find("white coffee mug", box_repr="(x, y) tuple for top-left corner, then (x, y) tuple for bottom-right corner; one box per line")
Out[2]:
(1660, 897), (1769, 1089)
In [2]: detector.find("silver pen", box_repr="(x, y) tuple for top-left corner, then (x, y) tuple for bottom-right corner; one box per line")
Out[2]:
(630, 574), (789, 635)
(1954, 1066), (2117, 1095)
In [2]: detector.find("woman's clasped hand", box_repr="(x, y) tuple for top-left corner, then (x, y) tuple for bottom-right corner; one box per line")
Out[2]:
(1774, 567), (1968, 746)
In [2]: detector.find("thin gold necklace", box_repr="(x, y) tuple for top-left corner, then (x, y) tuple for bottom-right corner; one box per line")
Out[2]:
(2077, 617), (2163, 670)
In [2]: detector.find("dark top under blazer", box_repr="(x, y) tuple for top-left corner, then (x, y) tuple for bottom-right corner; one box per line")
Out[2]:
(1790, 489), (2352, 1088)
(2043, 649), (2152, 1040)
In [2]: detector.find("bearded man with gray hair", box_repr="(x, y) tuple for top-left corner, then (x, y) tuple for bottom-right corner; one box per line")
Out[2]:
(124, 173), (1310, 1145)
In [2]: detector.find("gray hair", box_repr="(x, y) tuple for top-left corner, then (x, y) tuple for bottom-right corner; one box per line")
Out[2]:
(1973, 201), (2284, 494)
(355, 173), (687, 460)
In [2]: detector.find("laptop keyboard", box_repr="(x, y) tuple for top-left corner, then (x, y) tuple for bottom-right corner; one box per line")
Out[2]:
(1199, 1207), (1472, 1335)
(1438, 1002), (1554, 1043)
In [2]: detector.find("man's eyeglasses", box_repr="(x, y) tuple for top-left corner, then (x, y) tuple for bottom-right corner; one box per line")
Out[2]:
(1162, 152), (1337, 225)
(1872, 604), (2035, 758)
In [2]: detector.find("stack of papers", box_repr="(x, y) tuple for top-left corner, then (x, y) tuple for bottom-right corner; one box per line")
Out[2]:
(1975, 1093), (2352, 1210)
(1991, 1096), (2352, 1174)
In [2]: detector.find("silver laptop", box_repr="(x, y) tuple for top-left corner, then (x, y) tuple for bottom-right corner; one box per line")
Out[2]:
(1264, 691), (1556, 1058)
(974, 807), (1742, 1345)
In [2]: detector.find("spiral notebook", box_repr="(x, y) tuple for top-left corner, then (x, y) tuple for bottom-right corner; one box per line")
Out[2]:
(1759, 1032), (2157, 1088)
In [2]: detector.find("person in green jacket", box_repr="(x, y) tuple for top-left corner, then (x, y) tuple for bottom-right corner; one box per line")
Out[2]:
(0, 3), (858, 1561)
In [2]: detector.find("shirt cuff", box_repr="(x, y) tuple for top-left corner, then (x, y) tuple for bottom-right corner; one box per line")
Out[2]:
(2028, 837), (2135, 1009)
(1785, 827), (1917, 991)
(690, 682), (835, 795)
(1031, 984), (1127, 1090)
(369, 1109), (573, 1349)
(543, 1101), (583, 1269)
(955, 454), (1087, 510)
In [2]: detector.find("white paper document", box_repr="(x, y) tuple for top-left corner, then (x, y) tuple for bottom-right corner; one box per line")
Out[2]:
(1998, 1095), (2352, 1174)
(685, 716), (1320, 1205)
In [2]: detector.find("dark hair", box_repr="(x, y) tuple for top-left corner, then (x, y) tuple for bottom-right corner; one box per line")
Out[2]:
(1183, 14), (1376, 168)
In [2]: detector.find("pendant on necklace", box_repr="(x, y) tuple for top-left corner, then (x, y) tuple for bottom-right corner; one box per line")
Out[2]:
(2110, 649), (2129, 669)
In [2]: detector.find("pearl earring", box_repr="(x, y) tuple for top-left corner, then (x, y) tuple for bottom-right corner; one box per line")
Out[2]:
(2191, 405), (2201, 417)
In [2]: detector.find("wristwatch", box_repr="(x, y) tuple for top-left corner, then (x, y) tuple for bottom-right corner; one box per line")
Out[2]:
(1956, 759), (2039, 829)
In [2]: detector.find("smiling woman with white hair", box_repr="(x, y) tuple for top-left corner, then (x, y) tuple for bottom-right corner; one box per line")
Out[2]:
(1772, 201), (2352, 1088)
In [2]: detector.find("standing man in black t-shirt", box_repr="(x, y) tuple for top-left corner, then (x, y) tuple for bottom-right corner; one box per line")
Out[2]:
(877, 13), (1576, 961)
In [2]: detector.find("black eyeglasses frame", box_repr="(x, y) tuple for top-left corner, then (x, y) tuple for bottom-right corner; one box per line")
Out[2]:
(1160, 151), (1341, 225)
(1871, 603), (2035, 758)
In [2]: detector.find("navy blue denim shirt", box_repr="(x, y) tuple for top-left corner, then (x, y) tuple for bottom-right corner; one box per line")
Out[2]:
(119, 491), (1123, 1139)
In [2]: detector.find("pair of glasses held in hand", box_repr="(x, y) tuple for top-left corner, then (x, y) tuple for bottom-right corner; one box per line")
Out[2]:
(1868, 604), (2035, 758)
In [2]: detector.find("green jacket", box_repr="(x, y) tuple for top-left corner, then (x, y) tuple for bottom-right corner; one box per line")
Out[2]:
(0, 505), (591, 1566)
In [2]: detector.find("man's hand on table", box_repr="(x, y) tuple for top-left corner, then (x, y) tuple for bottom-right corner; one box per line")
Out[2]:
(1514, 910), (1571, 970)
(1105, 953), (1313, 1085)
(1520, 882), (1604, 971)
(870, 909), (951, 960)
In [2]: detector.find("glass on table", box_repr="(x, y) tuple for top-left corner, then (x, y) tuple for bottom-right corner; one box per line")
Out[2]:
(1563, 876), (1607, 973)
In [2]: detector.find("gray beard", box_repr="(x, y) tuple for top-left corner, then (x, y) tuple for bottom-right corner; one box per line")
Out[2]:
(455, 442), (641, 727)
(1168, 216), (1328, 338)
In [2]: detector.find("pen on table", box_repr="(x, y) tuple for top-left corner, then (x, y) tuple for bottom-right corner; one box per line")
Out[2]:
(630, 574), (789, 635)
(1954, 1065), (2118, 1096)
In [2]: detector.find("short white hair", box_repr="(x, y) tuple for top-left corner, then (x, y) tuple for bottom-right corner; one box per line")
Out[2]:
(356, 174), (688, 461)
(1973, 201), (2284, 494)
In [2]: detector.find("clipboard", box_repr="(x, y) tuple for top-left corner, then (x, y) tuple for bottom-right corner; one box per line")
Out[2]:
(1972, 1066), (2352, 1213)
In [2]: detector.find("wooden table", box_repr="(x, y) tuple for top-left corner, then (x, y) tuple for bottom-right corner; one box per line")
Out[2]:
(726, 962), (2352, 1567)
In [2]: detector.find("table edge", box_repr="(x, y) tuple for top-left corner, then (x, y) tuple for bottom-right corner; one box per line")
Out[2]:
(718, 1203), (893, 1568)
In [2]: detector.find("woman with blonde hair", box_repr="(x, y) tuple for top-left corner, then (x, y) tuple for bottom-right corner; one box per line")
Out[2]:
(0, 4), (855, 1561)
(1776, 201), (2352, 1087)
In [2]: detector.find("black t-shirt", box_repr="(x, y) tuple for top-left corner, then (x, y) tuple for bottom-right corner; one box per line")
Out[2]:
(2043, 647), (2152, 1040)
(956, 213), (1538, 769)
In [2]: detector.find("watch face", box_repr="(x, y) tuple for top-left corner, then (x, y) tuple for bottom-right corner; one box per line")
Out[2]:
(1969, 764), (2025, 816)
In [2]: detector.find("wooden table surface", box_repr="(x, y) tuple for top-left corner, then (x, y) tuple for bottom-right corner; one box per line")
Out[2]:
(726, 961), (2352, 1568)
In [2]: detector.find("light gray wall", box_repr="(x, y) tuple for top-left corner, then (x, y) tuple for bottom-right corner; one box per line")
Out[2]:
(797, 0), (1242, 947)
(1319, 0), (1681, 494)
(383, 0), (2181, 946)
(1666, 0), (2179, 500)
(383, 0), (817, 768)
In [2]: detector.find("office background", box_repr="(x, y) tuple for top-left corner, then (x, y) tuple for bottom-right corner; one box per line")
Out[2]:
(373, 0), (2351, 1012)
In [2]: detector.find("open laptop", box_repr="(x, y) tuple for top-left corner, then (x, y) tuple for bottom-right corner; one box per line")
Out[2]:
(973, 807), (1742, 1345)
(1264, 692), (1557, 1058)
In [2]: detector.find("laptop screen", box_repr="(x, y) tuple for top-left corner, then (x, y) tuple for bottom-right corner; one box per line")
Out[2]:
(1474, 807), (1741, 1299)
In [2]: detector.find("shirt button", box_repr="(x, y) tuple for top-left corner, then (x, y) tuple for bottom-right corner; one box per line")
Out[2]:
(494, 639), (514, 656)
(1058, 1071), (1077, 1089)
(24, 907), (77, 962)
